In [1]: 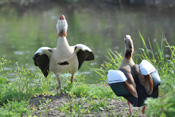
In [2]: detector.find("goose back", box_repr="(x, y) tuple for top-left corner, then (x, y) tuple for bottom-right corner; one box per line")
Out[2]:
(108, 62), (161, 107)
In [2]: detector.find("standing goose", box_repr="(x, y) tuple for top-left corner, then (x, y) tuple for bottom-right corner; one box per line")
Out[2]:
(33, 15), (94, 95)
(108, 35), (161, 115)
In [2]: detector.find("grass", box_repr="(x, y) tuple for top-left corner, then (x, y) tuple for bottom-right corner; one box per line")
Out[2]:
(0, 58), (117, 116)
(0, 34), (175, 116)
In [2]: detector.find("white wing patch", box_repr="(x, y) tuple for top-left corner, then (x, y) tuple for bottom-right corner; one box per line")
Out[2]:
(34, 47), (52, 57)
(108, 70), (127, 84)
(35, 47), (51, 54)
(139, 60), (156, 75)
(75, 44), (92, 52)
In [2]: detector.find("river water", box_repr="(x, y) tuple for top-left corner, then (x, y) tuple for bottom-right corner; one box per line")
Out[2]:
(0, 3), (175, 83)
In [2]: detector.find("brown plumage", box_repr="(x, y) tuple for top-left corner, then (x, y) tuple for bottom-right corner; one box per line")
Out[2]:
(118, 35), (155, 115)
(119, 65), (138, 98)
(119, 35), (154, 96)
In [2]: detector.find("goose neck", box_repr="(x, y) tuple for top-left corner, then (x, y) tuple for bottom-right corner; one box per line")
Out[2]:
(57, 36), (69, 48)
(119, 55), (135, 69)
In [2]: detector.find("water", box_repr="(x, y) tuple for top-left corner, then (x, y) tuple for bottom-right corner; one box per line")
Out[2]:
(0, 3), (175, 83)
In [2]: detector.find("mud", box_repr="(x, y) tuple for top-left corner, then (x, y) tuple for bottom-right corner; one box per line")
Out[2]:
(29, 95), (143, 117)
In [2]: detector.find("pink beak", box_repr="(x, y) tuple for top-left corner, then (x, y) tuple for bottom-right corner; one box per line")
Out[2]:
(60, 15), (65, 20)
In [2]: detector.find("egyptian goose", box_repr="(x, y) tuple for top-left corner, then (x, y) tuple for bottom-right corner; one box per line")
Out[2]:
(107, 35), (161, 115)
(33, 15), (94, 95)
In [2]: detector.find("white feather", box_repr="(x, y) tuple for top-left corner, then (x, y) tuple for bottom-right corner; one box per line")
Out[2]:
(35, 47), (52, 57)
(75, 44), (92, 53)
(108, 70), (127, 84)
(56, 19), (68, 34)
(139, 60), (156, 75)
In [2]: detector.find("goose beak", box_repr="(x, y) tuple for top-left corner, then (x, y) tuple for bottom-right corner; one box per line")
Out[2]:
(60, 15), (65, 20)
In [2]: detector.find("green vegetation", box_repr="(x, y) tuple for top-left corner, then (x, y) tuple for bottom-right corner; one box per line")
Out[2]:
(1, 34), (175, 116)
(0, 57), (117, 116)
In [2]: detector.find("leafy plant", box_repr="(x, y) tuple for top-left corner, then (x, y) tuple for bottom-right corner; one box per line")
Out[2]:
(0, 100), (30, 117)
(93, 49), (122, 83)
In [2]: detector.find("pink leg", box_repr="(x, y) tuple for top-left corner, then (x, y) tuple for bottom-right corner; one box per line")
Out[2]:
(127, 101), (132, 115)
(56, 75), (63, 96)
(70, 75), (74, 83)
(141, 106), (146, 114)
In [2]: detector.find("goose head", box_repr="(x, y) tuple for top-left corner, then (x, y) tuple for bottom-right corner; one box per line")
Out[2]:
(56, 14), (68, 37)
(124, 35), (134, 59)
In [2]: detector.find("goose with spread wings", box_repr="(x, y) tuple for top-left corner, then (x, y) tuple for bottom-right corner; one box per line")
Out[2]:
(33, 15), (94, 95)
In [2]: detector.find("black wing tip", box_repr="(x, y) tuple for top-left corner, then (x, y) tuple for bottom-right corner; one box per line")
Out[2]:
(43, 72), (49, 77)
(86, 51), (95, 61)
(91, 52), (95, 60)
(33, 53), (40, 60)
(33, 54), (50, 77)
(33, 53), (41, 66)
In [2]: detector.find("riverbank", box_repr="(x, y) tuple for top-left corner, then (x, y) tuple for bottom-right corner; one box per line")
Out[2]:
(1, 35), (175, 116)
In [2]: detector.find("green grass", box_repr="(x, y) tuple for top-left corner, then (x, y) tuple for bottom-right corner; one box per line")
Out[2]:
(0, 100), (31, 117)
(0, 34), (175, 116)
(0, 58), (117, 116)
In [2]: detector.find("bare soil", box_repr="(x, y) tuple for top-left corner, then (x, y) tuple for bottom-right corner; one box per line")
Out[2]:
(29, 95), (143, 117)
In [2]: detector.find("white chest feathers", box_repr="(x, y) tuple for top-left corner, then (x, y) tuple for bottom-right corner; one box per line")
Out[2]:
(49, 37), (78, 74)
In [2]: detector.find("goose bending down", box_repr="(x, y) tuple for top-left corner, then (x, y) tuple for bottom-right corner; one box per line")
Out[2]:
(33, 15), (94, 95)
(107, 35), (161, 115)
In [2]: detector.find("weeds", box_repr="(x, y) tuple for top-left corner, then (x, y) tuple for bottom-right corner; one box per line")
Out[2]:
(0, 58), (116, 116)
(57, 96), (110, 116)
(0, 100), (30, 117)
(93, 49), (122, 83)
(0, 34), (175, 116)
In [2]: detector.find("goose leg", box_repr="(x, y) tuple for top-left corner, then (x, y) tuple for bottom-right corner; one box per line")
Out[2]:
(70, 74), (74, 83)
(127, 101), (132, 115)
(56, 74), (63, 96)
(141, 105), (146, 114)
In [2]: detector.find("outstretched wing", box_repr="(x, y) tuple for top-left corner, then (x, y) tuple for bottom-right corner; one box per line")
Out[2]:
(74, 44), (94, 69)
(33, 47), (53, 77)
